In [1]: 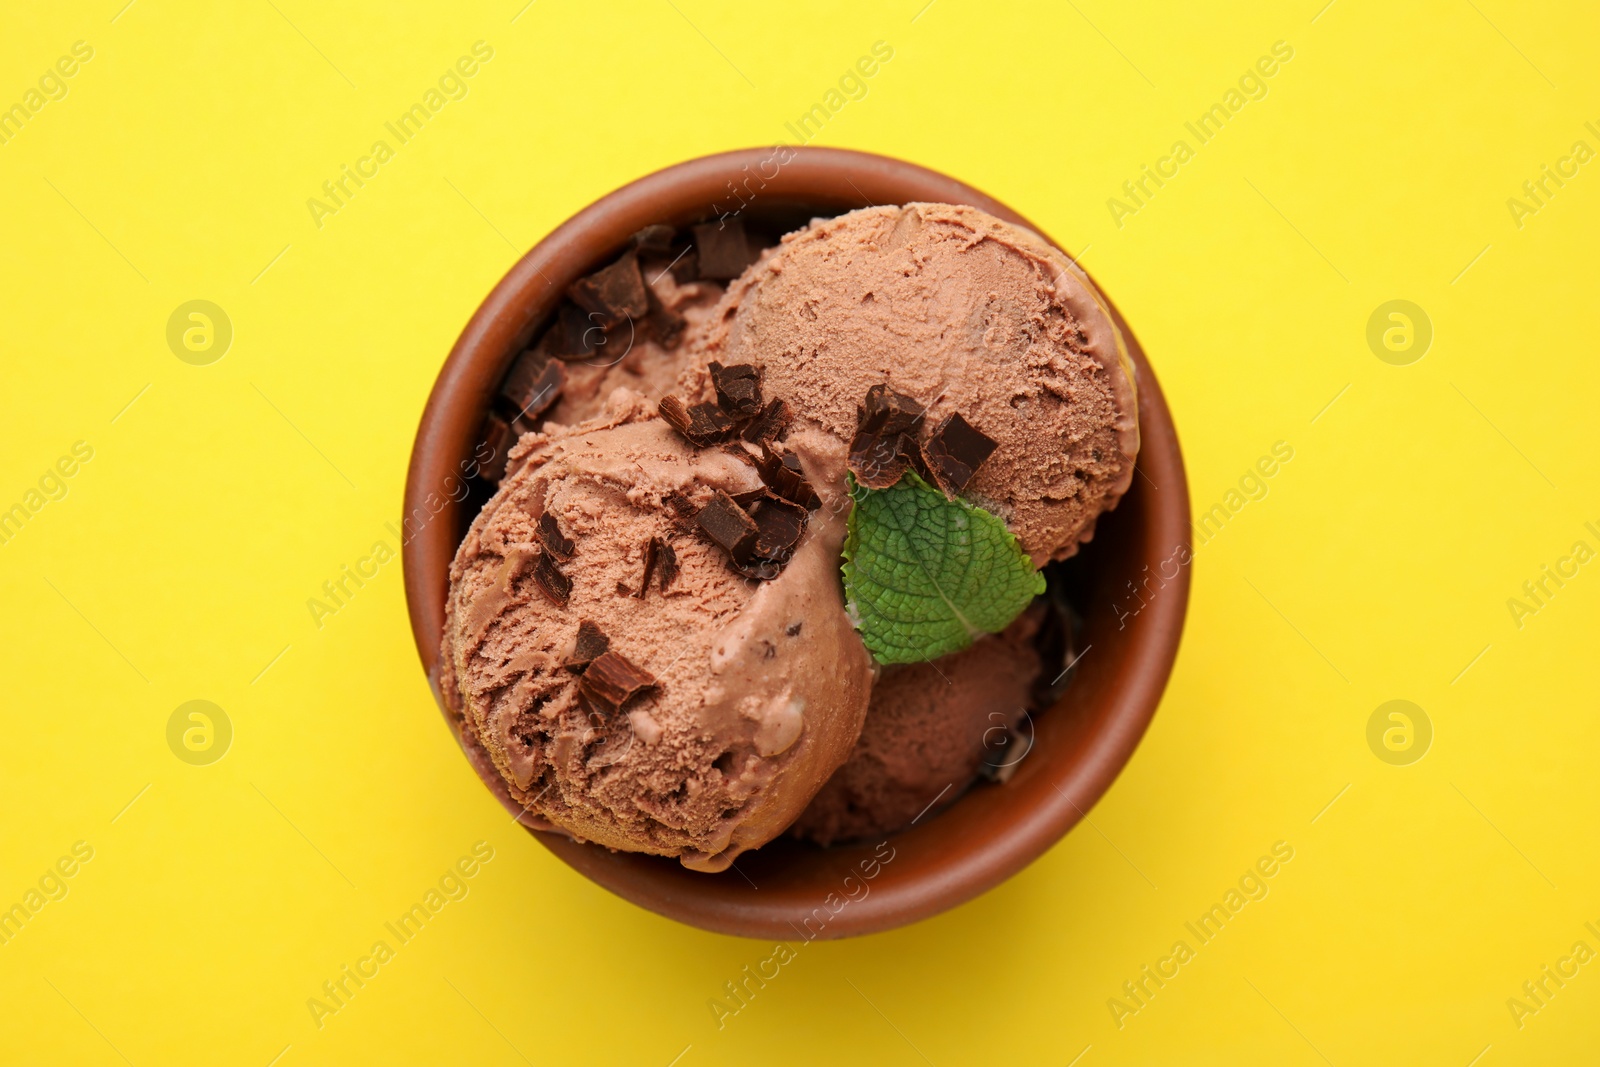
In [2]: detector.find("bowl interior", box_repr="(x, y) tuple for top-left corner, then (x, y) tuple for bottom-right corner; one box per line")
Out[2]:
(403, 147), (1190, 939)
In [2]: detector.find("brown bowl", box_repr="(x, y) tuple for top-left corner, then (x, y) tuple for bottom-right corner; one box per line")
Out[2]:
(403, 147), (1190, 939)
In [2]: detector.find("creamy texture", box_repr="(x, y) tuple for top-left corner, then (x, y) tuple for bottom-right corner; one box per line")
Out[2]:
(441, 391), (871, 871)
(790, 607), (1043, 846)
(544, 265), (724, 427)
(684, 202), (1139, 564)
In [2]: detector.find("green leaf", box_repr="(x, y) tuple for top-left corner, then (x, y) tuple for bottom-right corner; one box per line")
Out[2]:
(841, 471), (1045, 665)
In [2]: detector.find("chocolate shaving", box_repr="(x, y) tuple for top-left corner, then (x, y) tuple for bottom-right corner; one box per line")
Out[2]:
(848, 428), (911, 489)
(654, 537), (678, 590)
(477, 412), (516, 483)
(859, 384), (923, 437)
(757, 446), (821, 509)
(740, 398), (791, 443)
(644, 285), (685, 348)
(695, 490), (758, 562)
(580, 651), (657, 711)
(507, 359), (565, 429)
(749, 494), (808, 562)
(692, 219), (758, 280)
(536, 302), (599, 361)
(631, 537), (659, 599)
(709, 362), (763, 418)
(631, 224), (675, 255)
(537, 513), (574, 559)
(921, 412), (998, 494)
(567, 250), (649, 328)
(664, 491), (698, 522)
(669, 247), (699, 283)
(532, 549), (571, 605)
(658, 394), (735, 447)
(902, 431), (934, 484)
(567, 620), (610, 671)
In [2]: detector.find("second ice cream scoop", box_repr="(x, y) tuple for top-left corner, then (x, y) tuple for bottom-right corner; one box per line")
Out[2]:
(688, 202), (1140, 565)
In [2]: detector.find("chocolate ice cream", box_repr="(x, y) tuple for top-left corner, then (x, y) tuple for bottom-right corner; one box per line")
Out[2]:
(685, 202), (1139, 565)
(790, 609), (1043, 846)
(444, 203), (1137, 872)
(441, 391), (871, 872)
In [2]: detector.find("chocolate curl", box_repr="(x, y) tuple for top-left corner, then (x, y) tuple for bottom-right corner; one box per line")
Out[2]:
(567, 250), (649, 329)
(695, 491), (759, 563)
(579, 651), (657, 712)
(537, 513), (575, 559)
(709, 362), (763, 419)
(477, 412), (516, 483)
(859, 384), (923, 436)
(532, 550), (571, 606)
(740, 398), (791, 443)
(659, 395), (736, 447)
(567, 620), (610, 671)
(631, 537), (659, 600)
(748, 494), (807, 563)
(921, 412), (999, 494)
(848, 428), (910, 489)
(500, 353), (566, 428)
(757, 445), (821, 510)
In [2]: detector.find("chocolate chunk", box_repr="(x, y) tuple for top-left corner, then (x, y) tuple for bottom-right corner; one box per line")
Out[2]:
(502, 355), (566, 427)
(654, 537), (678, 590)
(580, 651), (657, 712)
(658, 395), (736, 447)
(692, 219), (758, 280)
(749, 494), (808, 562)
(664, 491), (698, 522)
(669, 247), (699, 283)
(859, 384), (923, 436)
(757, 446), (821, 510)
(921, 412), (999, 494)
(631, 224), (675, 255)
(537, 513), (574, 560)
(709, 362), (763, 418)
(532, 549), (571, 605)
(902, 431), (933, 484)
(696, 490), (759, 562)
(848, 429), (910, 490)
(631, 537), (659, 600)
(477, 412), (517, 483)
(567, 250), (649, 329)
(537, 302), (599, 361)
(740, 398), (791, 444)
(644, 285), (685, 348)
(567, 619), (610, 671)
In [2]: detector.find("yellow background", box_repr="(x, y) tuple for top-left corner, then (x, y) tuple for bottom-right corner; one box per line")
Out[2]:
(3, 1), (1596, 1063)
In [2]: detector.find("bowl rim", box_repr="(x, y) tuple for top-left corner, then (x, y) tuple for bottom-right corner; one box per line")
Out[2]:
(402, 145), (1190, 939)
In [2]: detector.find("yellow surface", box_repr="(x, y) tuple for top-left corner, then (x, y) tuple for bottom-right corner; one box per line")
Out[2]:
(2, 1), (1596, 1063)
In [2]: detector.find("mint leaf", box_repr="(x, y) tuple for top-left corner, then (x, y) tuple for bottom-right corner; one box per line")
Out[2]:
(841, 471), (1045, 665)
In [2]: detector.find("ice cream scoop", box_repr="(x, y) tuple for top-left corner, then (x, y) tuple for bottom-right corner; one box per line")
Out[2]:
(440, 391), (872, 871)
(790, 608), (1043, 846)
(685, 202), (1140, 565)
